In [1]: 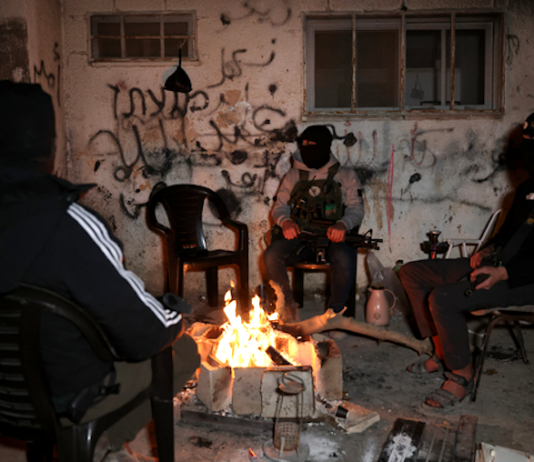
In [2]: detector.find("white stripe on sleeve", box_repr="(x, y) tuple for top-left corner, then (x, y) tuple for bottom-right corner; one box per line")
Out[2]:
(67, 203), (182, 327)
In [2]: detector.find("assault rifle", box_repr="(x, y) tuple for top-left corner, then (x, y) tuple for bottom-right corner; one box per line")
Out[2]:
(294, 228), (383, 264)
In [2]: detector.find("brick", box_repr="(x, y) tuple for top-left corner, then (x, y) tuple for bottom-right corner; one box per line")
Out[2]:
(315, 339), (343, 400)
(232, 366), (266, 415)
(196, 356), (233, 412)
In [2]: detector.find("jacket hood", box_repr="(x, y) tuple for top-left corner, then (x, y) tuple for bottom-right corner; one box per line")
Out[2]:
(292, 150), (339, 173)
(0, 168), (95, 293)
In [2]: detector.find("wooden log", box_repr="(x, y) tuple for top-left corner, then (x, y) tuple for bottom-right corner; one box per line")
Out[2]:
(285, 309), (432, 355)
(268, 281), (432, 355)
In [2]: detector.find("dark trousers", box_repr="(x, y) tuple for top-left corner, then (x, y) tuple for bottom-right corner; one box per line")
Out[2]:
(264, 237), (357, 312)
(399, 258), (534, 370)
(67, 333), (200, 451)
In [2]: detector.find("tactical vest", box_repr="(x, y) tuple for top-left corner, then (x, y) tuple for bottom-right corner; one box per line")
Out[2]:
(288, 162), (344, 233)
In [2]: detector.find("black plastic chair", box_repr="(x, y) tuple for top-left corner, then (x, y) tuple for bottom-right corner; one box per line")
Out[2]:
(147, 184), (249, 311)
(0, 284), (175, 462)
(471, 305), (534, 401)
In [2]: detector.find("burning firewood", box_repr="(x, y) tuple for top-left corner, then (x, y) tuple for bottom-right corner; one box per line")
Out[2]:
(269, 281), (432, 356)
(265, 345), (293, 366)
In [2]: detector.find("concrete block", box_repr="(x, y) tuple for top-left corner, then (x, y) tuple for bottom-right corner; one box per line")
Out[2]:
(63, 0), (113, 17)
(115, 0), (165, 11)
(260, 366), (315, 419)
(196, 356), (233, 412)
(315, 339), (343, 400)
(405, 0), (493, 9)
(187, 322), (221, 363)
(232, 366), (266, 416)
(331, 0), (401, 11)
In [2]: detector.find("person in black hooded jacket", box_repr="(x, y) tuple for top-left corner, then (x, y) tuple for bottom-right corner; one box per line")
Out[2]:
(0, 81), (199, 461)
(399, 113), (534, 413)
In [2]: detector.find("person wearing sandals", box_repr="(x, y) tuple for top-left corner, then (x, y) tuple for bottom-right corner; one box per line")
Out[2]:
(399, 113), (534, 412)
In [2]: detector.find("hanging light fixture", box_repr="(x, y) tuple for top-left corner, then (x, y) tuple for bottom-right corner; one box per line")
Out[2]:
(164, 48), (192, 93)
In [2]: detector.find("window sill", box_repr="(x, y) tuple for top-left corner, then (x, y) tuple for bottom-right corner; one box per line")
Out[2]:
(88, 58), (200, 67)
(303, 109), (504, 121)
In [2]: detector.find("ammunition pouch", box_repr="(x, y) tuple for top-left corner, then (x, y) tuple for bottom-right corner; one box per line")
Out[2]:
(288, 163), (344, 233)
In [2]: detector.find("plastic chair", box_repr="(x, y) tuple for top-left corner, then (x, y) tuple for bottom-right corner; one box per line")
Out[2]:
(0, 284), (175, 462)
(147, 184), (249, 310)
(291, 262), (357, 317)
(470, 305), (534, 401)
(445, 209), (502, 258)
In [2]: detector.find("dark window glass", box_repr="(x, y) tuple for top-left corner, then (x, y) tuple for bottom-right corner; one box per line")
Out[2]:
(165, 39), (189, 58)
(93, 38), (121, 58)
(356, 29), (399, 108)
(125, 39), (160, 58)
(315, 31), (352, 108)
(92, 16), (120, 36)
(164, 21), (189, 36)
(405, 30), (442, 107)
(452, 29), (486, 106)
(125, 17), (159, 36)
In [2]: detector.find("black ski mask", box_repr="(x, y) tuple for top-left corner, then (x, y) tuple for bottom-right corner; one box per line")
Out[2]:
(297, 125), (332, 170)
(520, 113), (534, 178)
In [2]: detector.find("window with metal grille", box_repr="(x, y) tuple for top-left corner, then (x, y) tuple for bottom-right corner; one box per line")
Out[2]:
(305, 13), (504, 114)
(90, 12), (196, 62)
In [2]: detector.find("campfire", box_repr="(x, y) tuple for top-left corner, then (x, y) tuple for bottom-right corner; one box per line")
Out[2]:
(214, 290), (307, 368)
(189, 288), (343, 416)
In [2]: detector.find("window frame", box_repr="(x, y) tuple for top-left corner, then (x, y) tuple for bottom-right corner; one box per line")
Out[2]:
(88, 11), (197, 64)
(304, 11), (505, 118)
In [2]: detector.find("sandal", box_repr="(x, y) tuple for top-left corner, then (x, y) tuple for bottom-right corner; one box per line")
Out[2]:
(406, 353), (445, 377)
(422, 372), (474, 413)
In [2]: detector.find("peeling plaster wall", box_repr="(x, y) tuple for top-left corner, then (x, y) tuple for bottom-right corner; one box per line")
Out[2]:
(26, 0), (66, 176)
(57, 0), (534, 298)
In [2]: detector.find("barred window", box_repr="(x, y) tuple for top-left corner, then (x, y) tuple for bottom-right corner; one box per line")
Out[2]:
(90, 12), (196, 62)
(305, 13), (504, 115)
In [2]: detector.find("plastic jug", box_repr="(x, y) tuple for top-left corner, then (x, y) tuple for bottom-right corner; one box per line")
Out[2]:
(366, 284), (396, 326)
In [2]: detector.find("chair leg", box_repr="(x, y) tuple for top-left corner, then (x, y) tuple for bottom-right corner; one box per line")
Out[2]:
(55, 422), (97, 462)
(344, 280), (356, 318)
(293, 268), (304, 307)
(511, 320), (529, 364)
(176, 261), (184, 298)
(206, 267), (219, 307)
(238, 258), (250, 314)
(151, 348), (174, 462)
(472, 314), (502, 402)
(344, 262), (357, 318)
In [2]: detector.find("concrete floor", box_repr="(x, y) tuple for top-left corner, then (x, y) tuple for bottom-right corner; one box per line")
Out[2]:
(1, 292), (533, 461)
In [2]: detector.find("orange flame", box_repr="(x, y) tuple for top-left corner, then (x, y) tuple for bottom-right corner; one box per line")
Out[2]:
(214, 290), (290, 368)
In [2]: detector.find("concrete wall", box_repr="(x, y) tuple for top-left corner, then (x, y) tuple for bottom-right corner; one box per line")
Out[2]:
(57, 0), (534, 297)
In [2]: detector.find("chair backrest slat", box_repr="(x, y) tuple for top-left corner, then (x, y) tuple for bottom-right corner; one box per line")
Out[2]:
(148, 184), (231, 255)
(0, 284), (124, 444)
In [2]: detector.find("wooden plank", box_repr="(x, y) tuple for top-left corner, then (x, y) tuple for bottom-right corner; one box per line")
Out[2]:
(453, 415), (478, 462)
(180, 409), (273, 434)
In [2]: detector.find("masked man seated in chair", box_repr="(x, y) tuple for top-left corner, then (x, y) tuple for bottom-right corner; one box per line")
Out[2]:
(0, 81), (200, 462)
(264, 125), (364, 321)
(399, 113), (534, 413)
